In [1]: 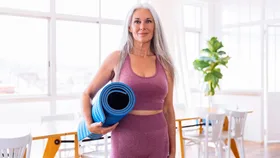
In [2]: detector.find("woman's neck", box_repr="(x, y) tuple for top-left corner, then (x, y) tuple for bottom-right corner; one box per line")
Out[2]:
(131, 41), (153, 57)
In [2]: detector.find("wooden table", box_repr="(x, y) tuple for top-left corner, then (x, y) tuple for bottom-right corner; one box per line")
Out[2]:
(175, 107), (252, 158)
(0, 121), (80, 158)
(31, 121), (80, 158)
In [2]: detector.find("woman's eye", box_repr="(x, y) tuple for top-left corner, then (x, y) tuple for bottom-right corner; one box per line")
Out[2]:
(134, 21), (141, 24)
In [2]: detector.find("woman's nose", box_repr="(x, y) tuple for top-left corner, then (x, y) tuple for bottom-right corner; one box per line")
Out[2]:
(139, 23), (146, 30)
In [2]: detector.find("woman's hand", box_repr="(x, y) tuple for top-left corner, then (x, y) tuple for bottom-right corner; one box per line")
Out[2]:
(87, 122), (119, 135)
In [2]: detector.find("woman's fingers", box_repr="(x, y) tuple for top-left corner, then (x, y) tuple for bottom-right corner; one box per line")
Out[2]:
(89, 122), (119, 135)
(100, 122), (119, 134)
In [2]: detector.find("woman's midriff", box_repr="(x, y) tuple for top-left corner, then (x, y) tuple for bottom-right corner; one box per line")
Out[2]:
(129, 110), (163, 116)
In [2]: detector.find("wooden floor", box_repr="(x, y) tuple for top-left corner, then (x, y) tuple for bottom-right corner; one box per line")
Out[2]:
(244, 141), (280, 158)
(183, 141), (280, 158)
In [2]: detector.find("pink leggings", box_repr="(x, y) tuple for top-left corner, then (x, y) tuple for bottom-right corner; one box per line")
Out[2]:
(110, 113), (169, 158)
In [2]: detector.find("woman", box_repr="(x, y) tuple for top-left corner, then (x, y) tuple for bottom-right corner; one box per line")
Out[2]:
(82, 3), (176, 158)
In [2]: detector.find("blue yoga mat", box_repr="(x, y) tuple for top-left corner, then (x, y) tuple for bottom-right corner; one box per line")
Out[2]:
(77, 82), (136, 141)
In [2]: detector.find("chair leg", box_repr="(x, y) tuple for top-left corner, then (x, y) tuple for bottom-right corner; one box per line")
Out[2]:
(227, 138), (231, 158)
(104, 134), (108, 158)
(78, 142), (84, 156)
(204, 142), (208, 158)
(240, 138), (245, 158)
(215, 142), (223, 158)
(197, 143), (201, 158)
(214, 143), (218, 157)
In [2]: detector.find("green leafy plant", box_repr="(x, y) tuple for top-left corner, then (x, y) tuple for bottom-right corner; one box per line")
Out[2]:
(193, 37), (230, 96)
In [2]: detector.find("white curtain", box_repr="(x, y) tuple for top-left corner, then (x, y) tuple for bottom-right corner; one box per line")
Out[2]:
(140, 0), (192, 109)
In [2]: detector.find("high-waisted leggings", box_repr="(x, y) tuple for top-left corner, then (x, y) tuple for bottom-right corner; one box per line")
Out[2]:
(110, 112), (169, 158)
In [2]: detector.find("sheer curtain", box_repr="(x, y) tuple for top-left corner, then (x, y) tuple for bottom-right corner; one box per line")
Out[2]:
(141, 0), (192, 109)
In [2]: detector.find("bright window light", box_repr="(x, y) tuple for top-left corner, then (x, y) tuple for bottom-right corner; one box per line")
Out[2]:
(0, 0), (49, 11)
(101, 24), (123, 62)
(0, 15), (48, 96)
(56, 20), (99, 94)
(56, 99), (81, 114)
(56, 0), (99, 17)
(183, 5), (201, 28)
(267, 27), (280, 92)
(101, 0), (138, 20)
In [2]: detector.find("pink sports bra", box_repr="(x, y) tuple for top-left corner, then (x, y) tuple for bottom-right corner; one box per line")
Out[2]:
(118, 55), (168, 110)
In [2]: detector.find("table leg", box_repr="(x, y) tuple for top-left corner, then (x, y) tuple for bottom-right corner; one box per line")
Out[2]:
(178, 121), (185, 158)
(223, 116), (240, 158)
(230, 139), (240, 158)
(74, 134), (79, 158)
(43, 136), (61, 158)
(199, 118), (203, 134)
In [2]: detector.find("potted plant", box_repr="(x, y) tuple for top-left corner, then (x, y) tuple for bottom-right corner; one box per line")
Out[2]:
(193, 37), (230, 106)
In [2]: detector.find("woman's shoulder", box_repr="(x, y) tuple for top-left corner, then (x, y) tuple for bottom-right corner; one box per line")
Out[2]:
(103, 50), (121, 67)
(108, 50), (121, 60)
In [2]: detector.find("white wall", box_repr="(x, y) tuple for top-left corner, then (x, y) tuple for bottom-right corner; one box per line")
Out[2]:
(267, 93), (280, 142)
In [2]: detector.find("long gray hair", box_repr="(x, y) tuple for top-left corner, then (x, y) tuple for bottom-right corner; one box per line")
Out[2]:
(115, 3), (175, 81)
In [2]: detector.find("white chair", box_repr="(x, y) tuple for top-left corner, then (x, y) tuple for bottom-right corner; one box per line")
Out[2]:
(183, 113), (225, 158)
(79, 133), (110, 158)
(0, 132), (32, 158)
(222, 110), (247, 158)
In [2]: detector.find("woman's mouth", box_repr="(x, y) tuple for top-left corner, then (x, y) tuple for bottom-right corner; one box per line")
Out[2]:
(138, 33), (148, 36)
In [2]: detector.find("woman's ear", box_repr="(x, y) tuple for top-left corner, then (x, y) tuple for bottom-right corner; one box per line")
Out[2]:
(128, 26), (132, 33)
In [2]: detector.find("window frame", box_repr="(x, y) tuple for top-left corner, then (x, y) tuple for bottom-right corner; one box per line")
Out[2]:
(183, 2), (204, 93)
(0, 0), (140, 115)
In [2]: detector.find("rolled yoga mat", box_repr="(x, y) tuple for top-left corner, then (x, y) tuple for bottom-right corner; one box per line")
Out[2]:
(77, 82), (136, 141)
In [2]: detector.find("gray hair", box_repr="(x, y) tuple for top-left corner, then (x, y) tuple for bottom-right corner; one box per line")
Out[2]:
(115, 3), (175, 81)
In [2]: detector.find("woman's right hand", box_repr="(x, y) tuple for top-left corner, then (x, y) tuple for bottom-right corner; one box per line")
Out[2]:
(87, 122), (119, 135)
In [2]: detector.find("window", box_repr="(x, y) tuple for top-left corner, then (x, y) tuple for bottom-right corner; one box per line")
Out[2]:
(222, 4), (238, 25)
(56, 0), (99, 17)
(221, 26), (261, 90)
(101, 0), (138, 20)
(185, 32), (200, 89)
(222, 0), (261, 25)
(267, 26), (280, 92)
(0, 2), (138, 96)
(0, 0), (138, 116)
(183, 5), (201, 28)
(183, 5), (203, 90)
(250, 0), (262, 21)
(221, 1), (262, 91)
(0, 15), (48, 96)
(56, 20), (99, 94)
(266, 0), (280, 19)
(101, 24), (123, 62)
(56, 99), (81, 114)
(239, 0), (250, 23)
(0, 0), (49, 11)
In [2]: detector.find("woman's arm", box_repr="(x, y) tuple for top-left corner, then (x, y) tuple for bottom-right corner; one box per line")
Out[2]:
(82, 51), (120, 134)
(163, 70), (176, 157)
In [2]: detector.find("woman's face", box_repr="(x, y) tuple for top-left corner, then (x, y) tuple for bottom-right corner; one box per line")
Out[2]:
(129, 8), (155, 43)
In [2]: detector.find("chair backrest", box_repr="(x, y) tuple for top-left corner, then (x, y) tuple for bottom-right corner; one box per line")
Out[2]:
(228, 111), (247, 138)
(0, 133), (32, 158)
(205, 113), (225, 142)
(41, 113), (77, 123)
